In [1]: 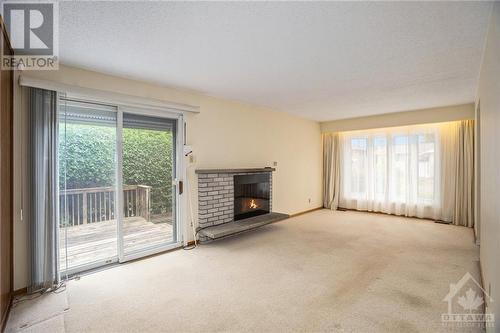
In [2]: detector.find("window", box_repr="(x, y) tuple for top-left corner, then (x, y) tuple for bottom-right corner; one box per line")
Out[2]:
(373, 137), (387, 197)
(340, 126), (439, 217)
(392, 135), (408, 201)
(417, 134), (435, 201)
(350, 138), (367, 197)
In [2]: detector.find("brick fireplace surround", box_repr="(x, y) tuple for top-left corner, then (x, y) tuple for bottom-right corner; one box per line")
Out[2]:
(195, 167), (288, 241)
(197, 168), (273, 225)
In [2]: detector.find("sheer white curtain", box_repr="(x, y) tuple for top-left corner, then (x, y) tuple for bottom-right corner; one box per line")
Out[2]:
(339, 124), (444, 220)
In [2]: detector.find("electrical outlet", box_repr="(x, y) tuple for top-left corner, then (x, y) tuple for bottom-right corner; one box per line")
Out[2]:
(273, 161), (278, 166)
(308, 198), (311, 203)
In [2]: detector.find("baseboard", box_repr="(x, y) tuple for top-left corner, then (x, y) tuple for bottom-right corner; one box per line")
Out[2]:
(1, 295), (12, 333)
(337, 207), (450, 223)
(479, 259), (485, 292)
(12, 287), (27, 297)
(478, 259), (491, 307)
(289, 207), (323, 217)
(477, 259), (493, 331)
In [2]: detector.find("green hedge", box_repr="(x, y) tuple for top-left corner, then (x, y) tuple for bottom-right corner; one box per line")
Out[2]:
(59, 123), (173, 215)
(122, 127), (173, 215)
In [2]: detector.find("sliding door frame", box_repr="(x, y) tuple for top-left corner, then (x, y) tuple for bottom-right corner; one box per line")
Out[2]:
(58, 94), (185, 273)
(117, 105), (184, 263)
(116, 110), (125, 262)
(58, 96), (121, 276)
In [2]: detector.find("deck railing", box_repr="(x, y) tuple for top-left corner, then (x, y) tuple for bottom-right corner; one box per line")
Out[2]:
(59, 185), (152, 227)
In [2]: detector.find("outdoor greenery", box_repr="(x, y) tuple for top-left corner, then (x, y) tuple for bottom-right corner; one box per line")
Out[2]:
(122, 127), (174, 215)
(59, 123), (173, 215)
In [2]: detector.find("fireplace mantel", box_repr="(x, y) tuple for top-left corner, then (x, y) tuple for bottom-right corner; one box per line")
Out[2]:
(195, 167), (275, 174)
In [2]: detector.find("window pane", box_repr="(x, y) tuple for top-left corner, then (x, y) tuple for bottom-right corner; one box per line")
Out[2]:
(373, 137), (387, 197)
(393, 135), (408, 201)
(417, 134), (435, 201)
(58, 99), (118, 273)
(122, 113), (177, 256)
(351, 138), (367, 196)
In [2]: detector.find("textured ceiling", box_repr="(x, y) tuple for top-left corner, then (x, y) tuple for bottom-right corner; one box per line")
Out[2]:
(59, 1), (492, 121)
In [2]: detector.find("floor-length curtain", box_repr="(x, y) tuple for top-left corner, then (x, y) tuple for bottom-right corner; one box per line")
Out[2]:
(29, 87), (59, 292)
(455, 120), (474, 227)
(323, 133), (340, 209)
(334, 120), (474, 225)
(338, 125), (443, 219)
(440, 120), (475, 227)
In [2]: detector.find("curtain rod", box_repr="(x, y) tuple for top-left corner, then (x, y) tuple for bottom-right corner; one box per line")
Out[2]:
(18, 75), (200, 114)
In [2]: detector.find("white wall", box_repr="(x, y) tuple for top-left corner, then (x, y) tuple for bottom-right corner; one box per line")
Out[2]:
(186, 95), (322, 213)
(475, 2), (500, 330)
(12, 73), (30, 291)
(13, 65), (323, 290)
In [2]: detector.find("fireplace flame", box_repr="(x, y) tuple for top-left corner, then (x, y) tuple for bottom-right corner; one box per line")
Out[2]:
(249, 199), (258, 209)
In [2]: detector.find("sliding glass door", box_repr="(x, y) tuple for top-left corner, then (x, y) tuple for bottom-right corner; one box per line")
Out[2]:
(121, 113), (177, 258)
(59, 100), (119, 274)
(59, 99), (181, 274)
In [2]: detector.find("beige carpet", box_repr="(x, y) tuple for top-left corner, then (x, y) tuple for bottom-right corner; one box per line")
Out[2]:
(6, 289), (68, 333)
(13, 210), (482, 332)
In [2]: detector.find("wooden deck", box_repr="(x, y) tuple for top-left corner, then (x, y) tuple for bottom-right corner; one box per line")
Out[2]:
(59, 215), (173, 270)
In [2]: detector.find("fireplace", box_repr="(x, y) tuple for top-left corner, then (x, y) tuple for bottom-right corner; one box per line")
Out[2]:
(234, 173), (270, 221)
(196, 168), (290, 240)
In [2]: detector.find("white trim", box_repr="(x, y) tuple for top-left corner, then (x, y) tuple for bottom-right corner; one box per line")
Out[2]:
(117, 108), (184, 263)
(63, 257), (119, 277)
(57, 94), (186, 271)
(176, 115), (185, 245)
(122, 242), (183, 262)
(19, 75), (200, 114)
(474, 102), (480, 245)
(120, 105), (184, 119)
(116, 109), (125, 262)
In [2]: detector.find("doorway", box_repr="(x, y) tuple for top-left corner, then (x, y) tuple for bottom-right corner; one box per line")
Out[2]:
(58, 98), (182, 275)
